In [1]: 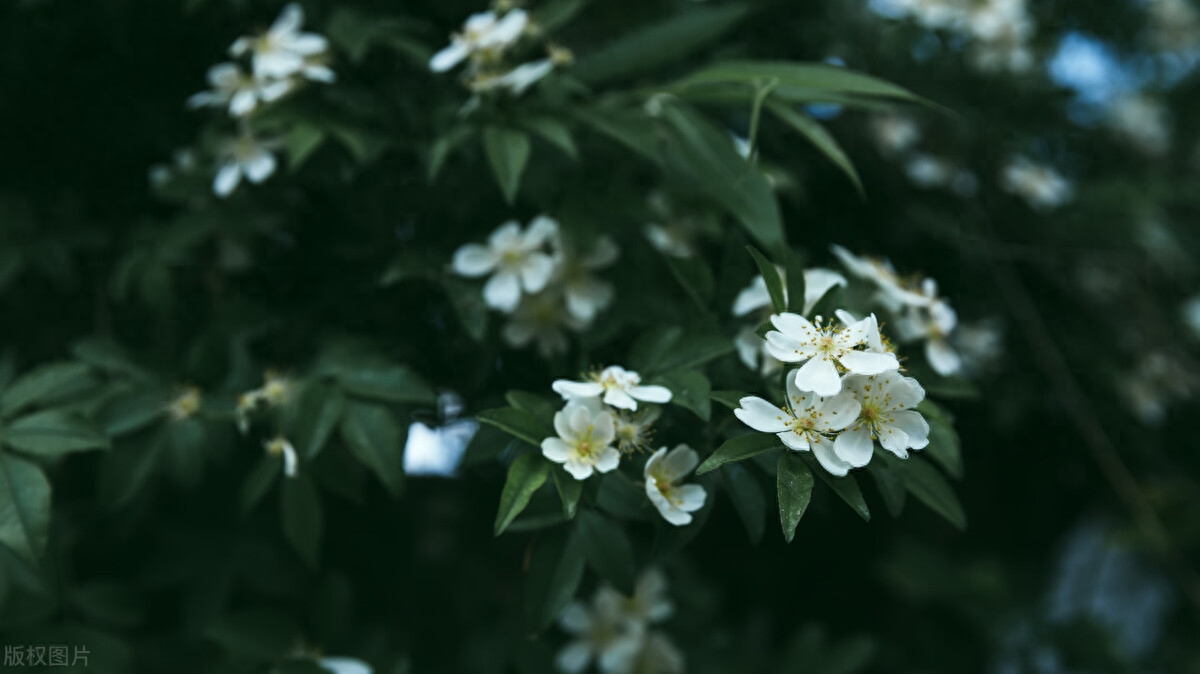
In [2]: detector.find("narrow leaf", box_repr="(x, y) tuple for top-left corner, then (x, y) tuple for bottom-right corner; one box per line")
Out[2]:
(339, 401), (406, 496)
(5, 410), (110, 457)
(696, 433), (782, 475)
(776, 453), (814, 542)
(804, 456), (870, 521)
(280, 475), (323, 568)
(723, 463), (766, 544)
(494, 453), (552, 536)
(768, 100), (863, 196)
(477, 407), (554, 448)
(746, 245), (786, 313)
(483, 127), (532, 204)
(0, 452), (51, 565)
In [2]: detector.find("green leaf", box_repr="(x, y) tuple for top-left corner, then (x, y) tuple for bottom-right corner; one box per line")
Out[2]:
(573, 4), (751, 85)
(95, 389), (166, 437)
(658, 369), (711, 421)
(660, 104), (784, 254)
(924, 418), (963, 479)
(696, 433), (782, 475)
(710, 390), (749, 410)
(776, 453), (814, 543)
(483, 126), (532, 204)
(4, 410), (110, 457)
(293, 381), (346, 459)
(281, 475), (323, 568)
(336, 364), (435, 405)
(574, 107), (662, 164)
(597, 472), (651, 520)
(205, 608), (299, 660)
(505, 391), (559, 430)
(867, 461), (906, 518)
(575, 510), (636, 594)
(163, 419), (207, 487)
(0, 361), (94, 418)
(723, 463), (766, 544)
(534, 0), (590, 33)
(286, 122), (326, 171)
(552, 467), (584, 519)
(805, 456), (871, 521)
(71, 338), (152, 380)
(900, 457), (967, 530)
(663, 254), (714, 310)
(629, 326), (683, 374)
(477, 407), (554, 448)
(240, 456), (280, 513)
(428, 126), (476, 181)
(747, 245), (786, 313)
(520, 116), (579, 159)
(655, 333), (735, 374)
(0, 452), (51, 566)
(494, 453), (552, 536)
(524, 528), (585, 634)
(442, 276), (489, 341)
(768, 100), (863, 196)
(330, 124), (388, 164)
(339, 401), (406, 497)
(675, 60), (934, 108)
(98, 443), (161, 512)
(785, 248), (808, 315)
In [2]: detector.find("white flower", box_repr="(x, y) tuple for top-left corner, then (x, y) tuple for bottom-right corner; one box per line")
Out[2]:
(732, 268), (848, 319)
(1000, 157), (1073, 211)
(430, 9), (529, 73)
(614, 407), (660, 454)
(1184, 295), (1200, 340)
(734, 375), (861, 476)
(1122, 352), (1198, 426)
(213, 130), (280, 197)
(890, 279), (963, 376)
(264, 436), (299, 477)
(869, 113), (921, 156)
(553, 366), (672, 412)
(317, 657), (372, 674)
(555, 597), (643, 674)
(643, 445), (707, 526)
(187, 63), (295, 117)
(631, 633), (685, 674)
(1107, 94), (1172, 156)
(830, 245), (931, 310)
(764, 313), (900, 396)
(833, 373), (929, 468)
(734, 326), (783, 377)
(644, 223), (694, 258)
(501, 290), (586, 357)
(542, 403), (621, 480)
(599, 568), (675, 628)
(1147, 0), (1200, 52)
(230, 3), (331, 81)
(952, 319), (1004, 376)
(552, 235), (619, 322)
(452, 216), (559, 313)
(470, 58), (554, 95)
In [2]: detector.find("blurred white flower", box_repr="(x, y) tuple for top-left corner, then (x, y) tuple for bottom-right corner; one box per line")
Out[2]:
(952, 318), (1005, 376)
(892, 279), (963, 376)
(452, 216), (559, 313)
(644, 223), (694, 258)
(213, 130), (280, 197)
(317, 657), (372, 674)
(630, 632), (685, 674)
(905, 153), (956, 188)
(830, 244), (931, 311)
(643, 445), (707, 526)
(264, 436), (299, 478)
(1123, 352), (1198, 426)
(1106, 94), (1172, 156)
(167, 386), (203, 421)
(555, 599), (643, 674)
(1000, 156), (1073, 211)
(734, 375), (862, 476)
(469, 58), (555, 95)
(601, 569), (674, 627)
(734, 326), (784, 377)
(542, 402), (621, 480)
(869, 113), (922, 156)
(501, 290), (585, 357)
(187, 63), (290, 117)
(1184, 295), (1200, 340)
(553, 235), (619, 322)
(764, 312), (900, 396)
(230, 3), (332, 81)
(430, 9), (529, 72)
(835, 373), (929, 467)
(553, 366), (672, 412)
(732, 268), (848, 319)
(1146, 0), (1200, 53)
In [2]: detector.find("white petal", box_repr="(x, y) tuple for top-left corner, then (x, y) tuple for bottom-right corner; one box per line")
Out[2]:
(452, 244), (496, 277)
(488, 221), (523, 249)
(659, 445), (699, 478)
(304, 64), (337, 83)
(229, 89), (259, 116)
(542, 438), (572, 463)
(482, 272), (521, 312)
(603, 388), (638, 411)
(732, 277), (770, 316)
(794, 357), (842, 396)
(555, 641), (593, 674)
(482, 9), (529, 47)
(317, 658), (372, 674)
(674, 483), (707, 512)
(566, 404), (593, 435)
(875, 422), (911, 457)
(816, 390), (862, 432)
(890, 410), (930, 450)
(558, 602), (592, 633)
(630, 385), (672, 404)
(283, 33), (328, 55)
(593, 446), (621, 473)
(653, 497), (693, 526)
(552, 380), (605, 401)
(812, 443), (852, 477)
(584, 237), (620, 268)
(243, 151), (277, 183)
(564, 279), (613, 322)
(883, 376), (926, 410)
(770, 312), (817, 342)
(838, 350), (900, 376)
(764, 331), (811, 362)
(519, 253), (556, 293)
(563, 459), (594, 480)
(259, 78), (296, 102)
(777, 430), (811, 451)
(430, 41), (469, 72)
(642, 447), (668, 479)
(926, 338), (962, 376)
(833, 427), (874, 467)
(524, 215), (559, 245)
(271, 3), (304, 36)
(255, 51), (305, 78)
(213, 163), (242, 197)
(733, 397), (790, 433)
(802, 268), (848, 315)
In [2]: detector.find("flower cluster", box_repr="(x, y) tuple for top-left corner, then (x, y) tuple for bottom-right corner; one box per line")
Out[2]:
(731, 266), (847, 376)
(430, 6), (570, 97)
(832, 245), (966, 376)
(733, 300), (930, 476)
(556, 570), (684, 674)
(875, 0), (1037, 74)
(452, 216), (619, 357)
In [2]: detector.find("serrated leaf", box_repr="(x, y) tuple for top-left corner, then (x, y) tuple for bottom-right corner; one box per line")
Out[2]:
(494, 453), (552, 536)
(524, 528), (585, 634)
(574, 107), (662, 164)
(0, 452), (51, 565)
(723, 463), (766, 544)
(483, 127), (532, 204)
(696, 433), (782, 475)
(5, 410), (110, 457)
(339, 401), (406, 497)
(747, 245), (786, 313)
(477, 407), (554, 448)
(576, 510), (636, 594)
(281, 475), (322, 568)
(776, 453), (813, 542)
(0, 361), (94, 418)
